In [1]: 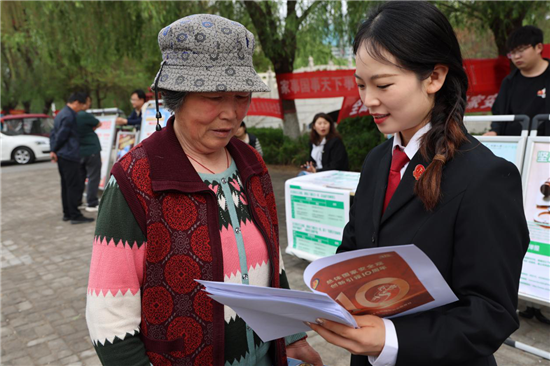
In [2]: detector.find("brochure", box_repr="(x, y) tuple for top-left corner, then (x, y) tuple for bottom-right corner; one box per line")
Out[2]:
(198, 244), (457, 342)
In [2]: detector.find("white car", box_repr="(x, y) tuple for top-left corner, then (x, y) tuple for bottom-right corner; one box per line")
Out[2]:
(1, 133), (51, 164)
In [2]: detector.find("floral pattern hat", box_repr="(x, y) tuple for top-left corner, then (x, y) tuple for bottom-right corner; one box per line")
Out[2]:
(151, 14), (269, 93)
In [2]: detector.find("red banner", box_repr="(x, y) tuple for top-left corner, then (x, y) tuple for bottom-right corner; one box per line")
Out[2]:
(250, 46), (549, 121)
(247, 98), (283, 119)
(276, 70), (358, 99)
(338, 96), (370, 123)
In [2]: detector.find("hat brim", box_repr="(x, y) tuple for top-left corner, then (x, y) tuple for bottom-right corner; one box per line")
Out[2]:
(152, 65), (269, 93)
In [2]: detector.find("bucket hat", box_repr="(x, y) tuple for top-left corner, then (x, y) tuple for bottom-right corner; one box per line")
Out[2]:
(151, 14), (269, 93)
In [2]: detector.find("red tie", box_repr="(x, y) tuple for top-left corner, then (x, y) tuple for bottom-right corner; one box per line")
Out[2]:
(383, 147), (410, 213)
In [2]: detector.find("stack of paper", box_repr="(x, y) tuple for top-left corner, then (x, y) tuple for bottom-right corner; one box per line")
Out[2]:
(197, 280), (357, 342)
(198, 244), (458, 342)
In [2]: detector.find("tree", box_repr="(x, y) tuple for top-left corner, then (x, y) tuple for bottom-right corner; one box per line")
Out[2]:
(0, 2), (61, 112)
(437, 1), (550, 57)
(223, 1), (346, 140)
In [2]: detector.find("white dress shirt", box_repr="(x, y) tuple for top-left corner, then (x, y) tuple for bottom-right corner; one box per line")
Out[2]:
(311, 138), (326, 169)
(368, 123), (431, 366)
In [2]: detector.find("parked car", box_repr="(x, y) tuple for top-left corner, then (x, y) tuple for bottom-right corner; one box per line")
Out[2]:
(1, 114), (54, 137)
(1, 133), (51, 165)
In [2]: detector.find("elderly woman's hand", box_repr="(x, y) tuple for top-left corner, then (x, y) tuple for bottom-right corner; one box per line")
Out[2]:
(286, 339), (323, 366)
(307, 315), (385, 357)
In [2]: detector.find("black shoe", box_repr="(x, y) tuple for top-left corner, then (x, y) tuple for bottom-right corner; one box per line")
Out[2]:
(63, 216), (70, 222)
(71, 216), (95, 225)
(534, 308), (550, 325)
(519, 306), (535, 319)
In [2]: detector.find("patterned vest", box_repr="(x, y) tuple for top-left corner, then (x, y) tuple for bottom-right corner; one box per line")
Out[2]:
(111, 119), (287, 366)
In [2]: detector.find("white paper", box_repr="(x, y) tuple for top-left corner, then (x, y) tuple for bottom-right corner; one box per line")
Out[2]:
(197, 244), (458, 342)
(197, 280), (357, 342)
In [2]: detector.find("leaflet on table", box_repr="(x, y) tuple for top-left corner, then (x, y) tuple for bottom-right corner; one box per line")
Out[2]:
(294, 170), (361, 191)
(198, 244), (457, 342)
(286, 183), (350, 260)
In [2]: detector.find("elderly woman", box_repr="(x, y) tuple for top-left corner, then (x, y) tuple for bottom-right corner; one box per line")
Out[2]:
(86, 14), (322, 366)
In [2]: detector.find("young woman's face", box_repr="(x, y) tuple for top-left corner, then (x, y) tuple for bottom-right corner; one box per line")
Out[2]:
(313, 117), (331, 138)
(355, 46), (435, 143)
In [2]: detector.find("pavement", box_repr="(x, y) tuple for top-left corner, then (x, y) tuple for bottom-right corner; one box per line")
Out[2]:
(1, 161), (549, 365)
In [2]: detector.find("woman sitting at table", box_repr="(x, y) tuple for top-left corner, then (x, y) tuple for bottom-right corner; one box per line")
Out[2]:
(301, 113), (349, 174)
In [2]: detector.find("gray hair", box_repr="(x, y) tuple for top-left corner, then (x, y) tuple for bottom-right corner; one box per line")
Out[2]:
(160, 89), (187, 113)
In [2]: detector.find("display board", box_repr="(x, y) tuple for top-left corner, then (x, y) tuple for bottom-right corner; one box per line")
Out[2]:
(519, 137), (550, 307)
(285, 171), (360, 262)
(94, 115), (117, 190)
(138, 100), (172, 143)
(115, 131), (137, 162)
(475, 136), (526, 172)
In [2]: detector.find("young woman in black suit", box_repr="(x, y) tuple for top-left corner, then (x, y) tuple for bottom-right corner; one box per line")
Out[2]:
(307, 2), (530, 366)
(301, 112), (349, 173)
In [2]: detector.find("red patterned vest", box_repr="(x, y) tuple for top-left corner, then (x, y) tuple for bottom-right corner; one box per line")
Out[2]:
(111, 117), (287, 366)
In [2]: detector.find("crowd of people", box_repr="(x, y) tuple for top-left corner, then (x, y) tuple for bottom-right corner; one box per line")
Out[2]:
(79, 2), (540, 366)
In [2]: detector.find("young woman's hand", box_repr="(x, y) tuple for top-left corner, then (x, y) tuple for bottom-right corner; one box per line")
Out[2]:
(307, 314), (385, 356)
(300, 161), (317, 173)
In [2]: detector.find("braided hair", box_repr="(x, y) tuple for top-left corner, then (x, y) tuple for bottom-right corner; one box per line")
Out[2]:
(353, 1), (468, 210)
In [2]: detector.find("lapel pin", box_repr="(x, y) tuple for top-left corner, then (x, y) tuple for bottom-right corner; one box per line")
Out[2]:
(413, 164), (425, 180)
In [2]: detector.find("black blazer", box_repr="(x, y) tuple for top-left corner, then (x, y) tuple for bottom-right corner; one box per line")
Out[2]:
(309, 137), (349, 172)
(338, 134), (529, 366)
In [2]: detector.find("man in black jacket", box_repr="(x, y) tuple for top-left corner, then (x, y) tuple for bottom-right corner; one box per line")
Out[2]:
(50, 92), (95, 224)
(485, 26), (549, 136)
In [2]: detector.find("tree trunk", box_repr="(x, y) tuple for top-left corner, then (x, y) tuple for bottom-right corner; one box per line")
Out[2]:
(281, 99), (301, 140)
(1, 100), (17, 113)
(95, 89), (101, 108)
(43, 98), (54, 115)
(274, 62), (301, 140)
(23, 100), (31, 113)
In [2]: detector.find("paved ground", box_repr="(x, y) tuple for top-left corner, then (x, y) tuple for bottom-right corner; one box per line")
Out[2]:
(1, 161), (549, 365)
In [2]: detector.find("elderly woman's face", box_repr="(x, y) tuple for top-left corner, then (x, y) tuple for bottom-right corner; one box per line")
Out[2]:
(175, 92), (251, 152)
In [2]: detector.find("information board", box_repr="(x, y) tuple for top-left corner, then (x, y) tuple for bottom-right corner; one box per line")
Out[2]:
(475, 135), (526, 172)
(95, 115), (117, 190)
(285, 171), (361, 262)
(519, 137), (550, 306)
(115, 131), (137, 162)
(138, 101), (171, 143)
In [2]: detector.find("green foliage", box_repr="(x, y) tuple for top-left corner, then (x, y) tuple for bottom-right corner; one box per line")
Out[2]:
(249, 115), (385, 172)
(248, 127), (310, 166)
(337, 115), (386, 172)
(436, 1), (550, 56)
(4, 0), (547, 117)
